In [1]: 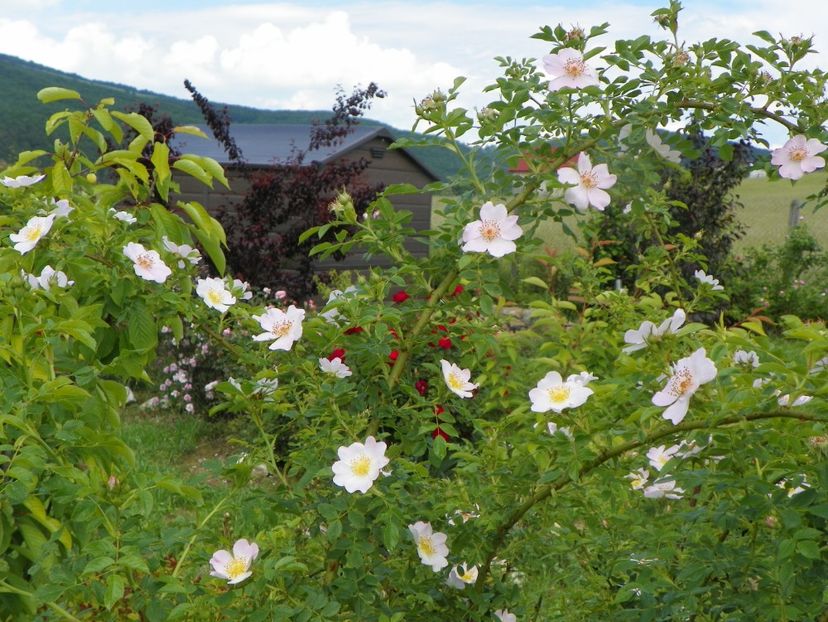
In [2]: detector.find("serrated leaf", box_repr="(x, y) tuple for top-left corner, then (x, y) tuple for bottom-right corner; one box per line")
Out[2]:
(104, 574), (125, 610)
(128, 301), (157, 351)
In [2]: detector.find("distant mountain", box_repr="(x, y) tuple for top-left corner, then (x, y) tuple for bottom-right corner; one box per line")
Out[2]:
(0, 53), (468, 179)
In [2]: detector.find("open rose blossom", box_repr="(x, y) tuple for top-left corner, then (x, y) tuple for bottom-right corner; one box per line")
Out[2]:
(1, 174), (45, 188)
(623, 308), (686, 354)
(319, 357), (352, 378)
(123, 242), (172, 283)
(771, 135), (826, 180)
(494, 610), (517, 622)
(252, 305), (305, 351)
(557, 152), (617, 211)
(209, 538), (259, 585)
(652, 348), (717, 425)
(196, 277), (236, 313)
(408, 521), (449, 571)
(529, 371), (594, 413)
(440, 359), (478, 398)
(461, 201), (523, 258)
(542, 48), (599, 90)
(10, 214), (56, 255)
(332, 436), (389, 493)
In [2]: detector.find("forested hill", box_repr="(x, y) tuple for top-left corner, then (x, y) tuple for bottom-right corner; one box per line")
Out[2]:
(0, 53), (468, 179)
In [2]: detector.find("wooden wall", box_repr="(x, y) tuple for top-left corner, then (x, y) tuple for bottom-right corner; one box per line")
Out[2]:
(172, 135), (434, 273)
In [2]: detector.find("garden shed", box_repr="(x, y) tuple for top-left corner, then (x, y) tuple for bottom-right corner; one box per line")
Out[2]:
(171, 124), (439, 271)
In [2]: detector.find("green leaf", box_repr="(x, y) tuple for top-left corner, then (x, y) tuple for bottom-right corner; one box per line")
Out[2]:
(522, 276), (549, 290)
(111, 111), (154, 141)
(382, 521), (400, 551)
(173, 125), (209, 138)
(151, 142), (171, 200)
(326, 519), (343, 542)
(50, 160), (72, 195)
(796, 540), (821, 560)
(128, 301), (157, 351)
(104, 574), (125, 610)
(37, 87), (81, 104)
(172, 158), (212, 187)
(83, 556), (116, 575)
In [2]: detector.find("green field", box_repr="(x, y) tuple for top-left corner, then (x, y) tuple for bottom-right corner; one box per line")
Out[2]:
(734, 172), (827, 249)
(432, 172), (828, 252)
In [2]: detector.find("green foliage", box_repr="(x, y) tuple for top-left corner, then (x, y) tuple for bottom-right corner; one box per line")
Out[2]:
(1, 4), (828, 621)
(728, 224), (828, 321)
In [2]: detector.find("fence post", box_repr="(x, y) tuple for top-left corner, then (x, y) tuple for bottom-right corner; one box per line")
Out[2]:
(788, 199), (802, 229)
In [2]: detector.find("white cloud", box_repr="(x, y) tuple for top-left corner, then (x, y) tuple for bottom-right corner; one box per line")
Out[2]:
(0, 0), (824, 137)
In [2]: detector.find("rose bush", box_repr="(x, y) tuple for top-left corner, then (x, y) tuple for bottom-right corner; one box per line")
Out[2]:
(1, 2), (828, 620)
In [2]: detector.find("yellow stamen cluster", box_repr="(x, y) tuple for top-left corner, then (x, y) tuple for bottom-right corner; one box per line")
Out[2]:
(564, 58), (587, 78)
(788, 147), (807, 162)
(448, 373), (464, 390)
(548, 386), (571, 404)
(225, 557), (248, 580)
(668, 368), (694, 397)
(479, 220), (501, 241)
(580, 172), (598, 189)
(136, 254), (154, 270)
(350, 455), (371, 477)
(418, 537), (435, 557)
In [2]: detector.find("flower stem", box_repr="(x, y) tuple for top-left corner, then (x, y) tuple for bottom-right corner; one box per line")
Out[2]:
(171, 495), (230, 578)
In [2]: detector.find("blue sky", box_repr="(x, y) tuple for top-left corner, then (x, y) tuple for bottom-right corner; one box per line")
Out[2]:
(0, 0), (824, 145)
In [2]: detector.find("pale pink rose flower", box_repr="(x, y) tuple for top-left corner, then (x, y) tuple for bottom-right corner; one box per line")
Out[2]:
(123, 242), (172, 283)
(542, 48), (599, 91)
(652, 348), (717, 425)
(771, 135), (826, 180)
(557, 152), (617, 211)
(461, 201), (523, 258)
(252, 305), (305, 351)
(209, 538), (259, 585)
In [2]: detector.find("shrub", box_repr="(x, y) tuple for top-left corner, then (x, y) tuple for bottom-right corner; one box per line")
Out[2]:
(1, 3), (827, 621)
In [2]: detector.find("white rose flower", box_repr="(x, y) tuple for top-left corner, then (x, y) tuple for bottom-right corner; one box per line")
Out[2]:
(408, 521), (449, 571)
(440, 359), (478, 398)
(461, 201), (523, 258)
(196, 277), (237, 313)
(529, 371), (594, 413)
(10, 214), (56, 254)
(331, 436), (390, 494)
(319, 357), (352, 378)
(652, 348), (717, 425)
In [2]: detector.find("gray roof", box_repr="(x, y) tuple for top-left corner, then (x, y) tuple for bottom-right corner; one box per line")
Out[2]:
(172, 123), (394, 167)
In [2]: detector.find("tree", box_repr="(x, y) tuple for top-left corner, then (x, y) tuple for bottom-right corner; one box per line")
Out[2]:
(186, 81), (386, 298)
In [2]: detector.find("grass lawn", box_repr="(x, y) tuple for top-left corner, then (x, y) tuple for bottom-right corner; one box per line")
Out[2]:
(432, 172), (828, 252)
(734, 171), (827, 249)
(121, 407), (230, 473)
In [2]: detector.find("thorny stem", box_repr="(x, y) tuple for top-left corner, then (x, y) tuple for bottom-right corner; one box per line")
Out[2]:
(251, 409), (292, 492)
(475, 410), (828, 588)
(171, 495), (230, 578)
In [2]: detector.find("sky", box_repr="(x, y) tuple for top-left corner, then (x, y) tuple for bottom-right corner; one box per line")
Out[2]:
(0, 0), (825, 145)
